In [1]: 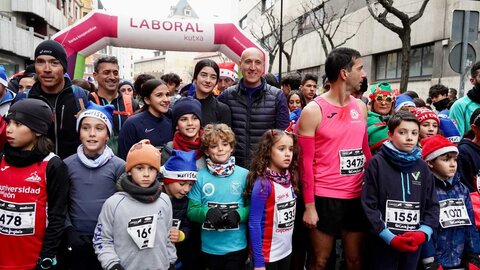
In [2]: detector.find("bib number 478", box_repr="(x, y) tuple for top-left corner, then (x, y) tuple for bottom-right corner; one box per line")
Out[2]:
(0, 214), (22, 226)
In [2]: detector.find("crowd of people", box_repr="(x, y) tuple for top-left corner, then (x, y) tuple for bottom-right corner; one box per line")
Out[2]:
(1, 39), (480, 270)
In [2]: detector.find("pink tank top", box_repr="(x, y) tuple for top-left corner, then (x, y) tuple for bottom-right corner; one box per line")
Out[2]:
(312, 96), (367, 199)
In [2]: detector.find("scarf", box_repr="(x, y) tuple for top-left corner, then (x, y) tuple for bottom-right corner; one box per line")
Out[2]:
(3, 143), (47, 168)
(381, 141), (421, 172)
(206, 157), (236, 177)
(173, 131), (203, 160)
(265, 167), (291, 186)
(119, 173), (162, 203)
(467, 85), (480, 104)
(77, 145), (114, 169)
(432, 98), (450, 112)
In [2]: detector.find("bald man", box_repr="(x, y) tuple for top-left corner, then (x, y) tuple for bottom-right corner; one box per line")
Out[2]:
(218, 47), (289, 167)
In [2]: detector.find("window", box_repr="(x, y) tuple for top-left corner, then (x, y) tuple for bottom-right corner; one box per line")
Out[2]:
(375, 44), (434, 81)
(184, 9), (191, 16)
(261, 0), (275, 12)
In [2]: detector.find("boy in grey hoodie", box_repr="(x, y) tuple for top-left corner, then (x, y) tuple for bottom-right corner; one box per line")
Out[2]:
(93, 139), (176, 270)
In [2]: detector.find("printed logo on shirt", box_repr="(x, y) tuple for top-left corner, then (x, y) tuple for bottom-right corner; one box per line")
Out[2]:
(326, 112), (337, 119)
(25, 171), (41, 183)
(230, 182), (242, 195)
(145, 128), (155, 133)
(0, 166), (9, 172)
(202, 183), (215, 197)
(411, 171), (421, 185)
(350, 109), (359, 120)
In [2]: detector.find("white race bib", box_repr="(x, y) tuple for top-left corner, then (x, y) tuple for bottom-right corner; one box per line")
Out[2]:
(385, 200), (420, 231)
(0, 199), (36, 235)
(339, 149), (365, 175)
(127, 214), (157, 249)
(276, 199), (296, 229)
(439, 198), (471, 228)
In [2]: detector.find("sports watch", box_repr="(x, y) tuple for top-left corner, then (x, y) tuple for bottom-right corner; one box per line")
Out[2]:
(38, 257), (57, 269)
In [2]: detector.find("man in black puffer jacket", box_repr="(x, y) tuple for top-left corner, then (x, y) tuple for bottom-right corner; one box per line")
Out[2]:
(218, 47), (289, 168)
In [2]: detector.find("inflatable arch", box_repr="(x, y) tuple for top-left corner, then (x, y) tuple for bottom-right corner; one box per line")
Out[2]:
(52, 10), (267, 79)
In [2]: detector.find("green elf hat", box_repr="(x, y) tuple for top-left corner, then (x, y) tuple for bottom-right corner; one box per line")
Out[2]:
(369, 82), (395, 102)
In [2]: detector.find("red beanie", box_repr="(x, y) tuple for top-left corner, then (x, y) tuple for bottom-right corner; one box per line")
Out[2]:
(412, 107), (439, 125)
(421, 134), (458, 161)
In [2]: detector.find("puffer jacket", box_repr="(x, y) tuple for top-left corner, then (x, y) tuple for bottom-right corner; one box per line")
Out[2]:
(218, 78), (289, 167)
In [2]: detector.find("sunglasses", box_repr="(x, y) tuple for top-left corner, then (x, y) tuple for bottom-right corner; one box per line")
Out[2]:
(375, 94), (393, 103)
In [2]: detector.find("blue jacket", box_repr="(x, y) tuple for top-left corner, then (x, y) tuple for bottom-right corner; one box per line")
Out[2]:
(422, 174), (480, 268)
(218, 78), (289, 167)
(118, 110), (174, 160)
(361, 148), (439, 238)
(458, 138), (480, 192)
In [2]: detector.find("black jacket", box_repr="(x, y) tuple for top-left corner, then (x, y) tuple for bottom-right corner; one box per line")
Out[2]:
(218, 79), (289, 167)
(26, 78), (86, 159)
(194, 94), (231, 127)
(458, 138), (480, 192)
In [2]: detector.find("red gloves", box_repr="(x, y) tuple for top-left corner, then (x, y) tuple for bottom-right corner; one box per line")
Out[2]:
(403, 231), (427, 246)
(390, 235), (418, 252)
(468, 263), (480, 270)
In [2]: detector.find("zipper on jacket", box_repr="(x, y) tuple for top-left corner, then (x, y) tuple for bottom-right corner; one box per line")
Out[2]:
(60, 105), (65, 130)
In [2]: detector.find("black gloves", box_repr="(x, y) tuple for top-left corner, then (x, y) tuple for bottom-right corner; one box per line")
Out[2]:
(206, 208), (224, 229)
(66, 227), (89, 250)
(223, 210), (240, 228)
(109, 263), (125, 270)
(423, 261), (441, 270)
(168, 263), (176, 270)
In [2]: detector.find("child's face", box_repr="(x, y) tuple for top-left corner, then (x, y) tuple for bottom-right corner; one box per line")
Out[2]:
(6, 119), (37, 150)
(288, 94), (302, 112)
(79, 117), (109, 156)
(129, 164), (158, 188)
(205, 138), (233, 164)
(145, 84), (170, 116)
(176, 114), (201, 141)
(269, 135), (294, 173)
(389, 121), (419, 152)
(164, 181), (194, 199)
(428, 153), (457, 179)
(419, 120), (438, 140)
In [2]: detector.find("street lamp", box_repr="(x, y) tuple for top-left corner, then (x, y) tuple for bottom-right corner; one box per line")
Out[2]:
(278, 0), (283, 82)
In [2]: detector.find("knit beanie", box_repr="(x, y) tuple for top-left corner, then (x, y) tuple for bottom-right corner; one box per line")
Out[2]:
(412, 107), (439, 125)
(5, 99), (53, 135)
(118, 80), (135, 91)
(172, 97), (202, 127)
(0, 65), (7, 87)
(218, 62), (238, 81)
(161, 149), (198, 184)
(421, 134), (458, 161)
(394, 95), (416, 112)
(76, 101), (114, 136)
(34, 40), (68, 72)
(126, 139), (161, 172)
(439, 115), (461, 143)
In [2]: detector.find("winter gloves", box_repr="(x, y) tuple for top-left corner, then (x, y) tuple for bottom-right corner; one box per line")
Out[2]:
(403, 231), (427, 246)
(379, 228), (428, 253)
(205, 208), (240, 230)
(390, 235), (418, 252)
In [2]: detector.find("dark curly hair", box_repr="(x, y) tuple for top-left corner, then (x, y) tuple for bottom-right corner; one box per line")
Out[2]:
(244, 129), (299, 199)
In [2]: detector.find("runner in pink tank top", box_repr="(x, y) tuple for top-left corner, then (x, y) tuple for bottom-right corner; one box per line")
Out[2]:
(296, 48), (371, 270)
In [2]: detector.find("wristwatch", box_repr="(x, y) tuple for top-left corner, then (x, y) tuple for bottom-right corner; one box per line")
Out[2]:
(38, 257), (57, 269)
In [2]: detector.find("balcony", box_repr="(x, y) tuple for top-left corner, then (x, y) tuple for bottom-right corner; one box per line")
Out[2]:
(11, 0), (67, 31)
(0, 13), (46, 59)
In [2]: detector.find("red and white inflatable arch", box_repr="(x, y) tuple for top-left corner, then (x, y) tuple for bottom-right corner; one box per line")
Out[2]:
(52, 10), (267, 79)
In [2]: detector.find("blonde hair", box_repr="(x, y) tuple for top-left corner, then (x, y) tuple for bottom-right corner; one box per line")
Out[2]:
(201, 123), (236, 152)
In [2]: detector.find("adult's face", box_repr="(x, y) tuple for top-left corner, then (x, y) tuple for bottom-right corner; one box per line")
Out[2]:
(18, 77), (35, 93)
(195, 66), (217, 96)
(372, 97), (393, 116)
(35, 55), (64, 93)
(300, 80), (317, 101)
(217, 77), (234, 92)
(239, 48), (264, 88)
(94, 62), (119, 93)
(471, 69), (480, 89)
(345, 58), (365, 92)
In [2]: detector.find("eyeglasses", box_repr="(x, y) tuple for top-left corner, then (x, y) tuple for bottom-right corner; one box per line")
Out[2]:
(375, 94), (393, 103)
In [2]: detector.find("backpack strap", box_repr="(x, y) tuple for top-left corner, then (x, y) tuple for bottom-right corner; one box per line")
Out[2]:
(118, 94), (133, 117)
(91, 92), (101, 105)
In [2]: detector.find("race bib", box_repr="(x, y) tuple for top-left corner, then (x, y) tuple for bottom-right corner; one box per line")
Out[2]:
(339, 149), (365, 175)
(203, 202), (239, 231)
(439, 198), (471, 228)
(127, 215), (157, 249)
(385, 200), (420, 231)
(276, 199), (296, 229)
(0, 199), (36, 235)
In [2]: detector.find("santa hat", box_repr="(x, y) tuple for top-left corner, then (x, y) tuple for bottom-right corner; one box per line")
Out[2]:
(412, 107), (439, 125)
(421, 134), (458, 161)
(218, 62), (237, 81)
(77, 101), (114, 136)
(161, 149), (198, 184)
(394, 95), (416, 112)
